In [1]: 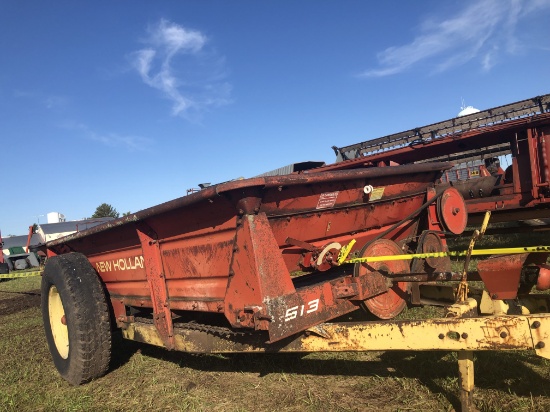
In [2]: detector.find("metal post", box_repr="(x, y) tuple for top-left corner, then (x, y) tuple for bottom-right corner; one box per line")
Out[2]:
(458, 351), (476, 412)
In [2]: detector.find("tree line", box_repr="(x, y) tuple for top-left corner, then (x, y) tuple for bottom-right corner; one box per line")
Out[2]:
(91, 203), (131, 219)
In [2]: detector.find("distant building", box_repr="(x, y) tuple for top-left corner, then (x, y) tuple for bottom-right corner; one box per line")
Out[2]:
(47, 212), (66, 224)
(2, 218), (114, 256)
(255, 161), (326, 177)
(35, 218), (114, 243)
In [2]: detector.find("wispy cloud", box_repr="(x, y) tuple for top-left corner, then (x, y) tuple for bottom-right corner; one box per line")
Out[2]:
(129, 19), (231, 118)
(61, 121), (152, 151)
(14, 89), (69, 110)
(361, 0), (550, 77)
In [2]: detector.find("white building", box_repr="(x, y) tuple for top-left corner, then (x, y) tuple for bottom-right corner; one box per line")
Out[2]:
(47, 212), (66, 224)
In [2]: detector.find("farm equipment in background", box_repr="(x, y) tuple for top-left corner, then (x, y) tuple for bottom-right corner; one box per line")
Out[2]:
(0, 229), (41, 278)
(0, 231), (7, 275)
(0, 219), (114, 280)
(37, 93), (550, 412)
(328, 93), (550, 228)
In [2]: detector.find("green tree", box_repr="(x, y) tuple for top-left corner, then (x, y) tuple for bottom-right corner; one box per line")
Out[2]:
(91, 203), (120, 219)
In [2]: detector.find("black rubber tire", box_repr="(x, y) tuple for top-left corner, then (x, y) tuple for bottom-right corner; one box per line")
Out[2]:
(41, 252), (112, 385)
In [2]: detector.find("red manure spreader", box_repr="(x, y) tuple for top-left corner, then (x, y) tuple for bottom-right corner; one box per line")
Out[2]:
(41, 94), (550, 411)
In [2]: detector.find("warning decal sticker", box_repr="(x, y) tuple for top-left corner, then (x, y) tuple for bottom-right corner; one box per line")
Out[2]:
(316, 191), (339, 209)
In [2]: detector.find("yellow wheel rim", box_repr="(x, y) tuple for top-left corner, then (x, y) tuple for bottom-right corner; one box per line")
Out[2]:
(48, 286), (69, 359)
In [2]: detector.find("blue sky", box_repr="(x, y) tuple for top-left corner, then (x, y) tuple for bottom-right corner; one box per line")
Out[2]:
(1, 0), (550, 236)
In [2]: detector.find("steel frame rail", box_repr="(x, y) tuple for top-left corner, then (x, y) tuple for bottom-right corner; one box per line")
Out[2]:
(333, 93), (550, 161)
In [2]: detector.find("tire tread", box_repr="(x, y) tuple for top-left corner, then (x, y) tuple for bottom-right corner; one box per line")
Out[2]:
(41, 252), (112, 385)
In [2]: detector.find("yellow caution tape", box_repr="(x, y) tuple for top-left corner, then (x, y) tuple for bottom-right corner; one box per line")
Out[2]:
(0, 270), (42, 279)
(344, 245), (550, 264)
(337, 239), (356, 265)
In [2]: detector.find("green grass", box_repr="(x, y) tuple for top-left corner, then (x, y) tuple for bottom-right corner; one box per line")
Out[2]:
(2, 270), (550, 411)
(0, 275), (41, 295)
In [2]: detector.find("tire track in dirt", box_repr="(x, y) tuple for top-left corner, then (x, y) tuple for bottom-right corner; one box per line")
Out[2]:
(0, 290), (41, 317)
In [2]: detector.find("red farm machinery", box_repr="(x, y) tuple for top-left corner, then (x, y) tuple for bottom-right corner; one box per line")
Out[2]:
(330, 93), (550, 227)
(39, 94), (550, 411)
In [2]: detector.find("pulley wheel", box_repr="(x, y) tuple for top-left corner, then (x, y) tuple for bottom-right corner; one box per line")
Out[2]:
(354, 239), (410, 319)
(437, 187), (467, 235)
(421, 232), (445, 269)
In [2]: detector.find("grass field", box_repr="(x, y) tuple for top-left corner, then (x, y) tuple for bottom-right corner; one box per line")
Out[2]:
(1, 245), (550, 411)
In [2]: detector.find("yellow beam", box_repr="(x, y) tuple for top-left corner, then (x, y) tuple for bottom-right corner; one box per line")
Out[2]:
(122, 314), (550, 357)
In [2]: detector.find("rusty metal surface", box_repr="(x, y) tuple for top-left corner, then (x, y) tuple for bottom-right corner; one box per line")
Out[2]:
(264, 280), (360, 342)
(135, 222), (175, 349)
(46, 162), (452, 249)
(355, 239), (409, 319)
(43, 160), (455, 344)
(224, 212), (295, 332)
(437, 187), (468, 235)
(318, 108), (550, 228)
(438, 175), (500, 200)
(391, 271), (476, 283)
(477, 254), (533, 300)
(324, 113), (550, 172)
(420, 231), (449, 270)
(458, 351), (475, 412)
(121, 314), (550, 356)
(530, 315), (550, 358)
(332, 96), (550, 162)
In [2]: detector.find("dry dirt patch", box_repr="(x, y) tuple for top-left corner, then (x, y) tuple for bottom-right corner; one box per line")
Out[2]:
(0, 289), (41, 317)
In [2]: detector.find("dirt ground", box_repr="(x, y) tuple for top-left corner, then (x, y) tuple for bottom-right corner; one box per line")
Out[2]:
(0, 289), (40, 317)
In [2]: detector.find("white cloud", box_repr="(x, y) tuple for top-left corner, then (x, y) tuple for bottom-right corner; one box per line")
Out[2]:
(88, 131), (152, 151)
(130, 19), (231, 118)
(61, 121), (152, 151)
(361, 0), (550, 77)
(14, 89), (69, 110)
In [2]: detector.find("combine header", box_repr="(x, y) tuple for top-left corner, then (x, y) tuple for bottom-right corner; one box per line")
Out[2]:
(38, 94), (550, 411)
(329, 93), (550, 226)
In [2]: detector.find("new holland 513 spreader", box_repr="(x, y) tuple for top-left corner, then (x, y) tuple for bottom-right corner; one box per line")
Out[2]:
(41, 94), (550, 411)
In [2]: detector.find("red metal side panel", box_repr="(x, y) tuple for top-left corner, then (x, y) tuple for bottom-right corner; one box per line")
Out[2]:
(160, 231), (234, 281)
(89, 248), (147, 281)
(44, 162), (452, 343)
(224, 212), (296, 329)
(136, 223), (175, 349)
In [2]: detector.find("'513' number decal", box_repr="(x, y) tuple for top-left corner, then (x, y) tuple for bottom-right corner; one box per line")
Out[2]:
(284, 299), (320, 322)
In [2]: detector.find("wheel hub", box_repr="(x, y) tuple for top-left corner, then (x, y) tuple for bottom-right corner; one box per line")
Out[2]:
(48, 286), (69, 359)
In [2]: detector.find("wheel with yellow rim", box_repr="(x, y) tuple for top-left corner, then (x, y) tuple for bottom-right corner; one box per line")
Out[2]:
(41, 252), (112, 385)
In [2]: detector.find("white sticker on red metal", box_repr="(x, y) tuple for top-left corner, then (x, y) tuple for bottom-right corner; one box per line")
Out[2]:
(316, 191), (339, 209)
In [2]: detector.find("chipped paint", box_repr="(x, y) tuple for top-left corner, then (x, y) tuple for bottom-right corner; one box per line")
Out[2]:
(121, 314), (550, 357)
